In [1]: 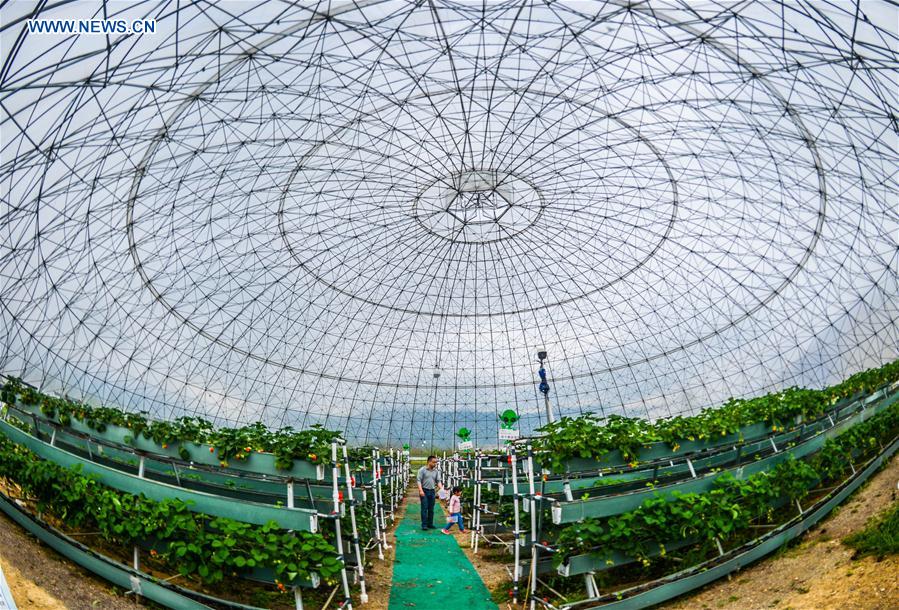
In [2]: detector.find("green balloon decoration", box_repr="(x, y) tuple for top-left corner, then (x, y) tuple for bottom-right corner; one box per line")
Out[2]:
(499, 409), (520, 428)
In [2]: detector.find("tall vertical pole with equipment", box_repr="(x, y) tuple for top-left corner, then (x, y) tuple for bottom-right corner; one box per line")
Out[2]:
(537, 350), (553, 424)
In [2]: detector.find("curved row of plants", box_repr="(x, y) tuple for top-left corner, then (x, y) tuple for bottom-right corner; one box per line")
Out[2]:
(0, 377), (373, 469)
(552, 399), (899, 568)
(0, 430), (343, 589)
(530, 360), (899, 471)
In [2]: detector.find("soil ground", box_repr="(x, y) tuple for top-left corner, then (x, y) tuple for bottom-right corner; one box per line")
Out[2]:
(0, 509), (144, 609)
(364, 492), (404, 610)
(458, 528), (514, 607)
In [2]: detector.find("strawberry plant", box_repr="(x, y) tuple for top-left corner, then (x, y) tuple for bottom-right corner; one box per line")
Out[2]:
(529, 360), (899, 472)
(553, 400), (899, 567)
(0, 434), (343, 585)
(0, 378), (344, 469)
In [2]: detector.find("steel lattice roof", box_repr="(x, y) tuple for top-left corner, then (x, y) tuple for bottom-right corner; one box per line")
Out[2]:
(1, 0), (897, 447)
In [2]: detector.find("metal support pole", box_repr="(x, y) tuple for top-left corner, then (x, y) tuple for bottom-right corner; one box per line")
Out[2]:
(284, 476), (306, 609)
(371, 449), (384, 560)
(472, 454), (482, 553)
(389, 449), (396, 521)
(390, 449), (397, 523)
(511, 447), (521, 604)
(584, 573), (598, 598)
(372, 450), (382, 554)
(528, 445), (538, 610)
(342, 442), (368, 603)
(293, 587), (304, 610)
(332, 442), (354, 609)
(375, 449), (389, 550)
(538, 351), (553, 424)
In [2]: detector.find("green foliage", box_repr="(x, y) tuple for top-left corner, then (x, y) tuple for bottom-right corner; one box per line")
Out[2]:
(531, 360), (899, 472)
(0, 434), (343, 584)
(534, 413), (659, 469)
(553, 400), (899, 566)
(1, 377), (342, 469)
(844, 500), (899, 559)
(554, 458), (817, 564)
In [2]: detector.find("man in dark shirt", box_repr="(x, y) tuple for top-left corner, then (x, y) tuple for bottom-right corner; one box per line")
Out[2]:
(417, 455), (442, 530)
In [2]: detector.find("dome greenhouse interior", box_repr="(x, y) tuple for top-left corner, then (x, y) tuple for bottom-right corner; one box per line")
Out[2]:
(1, 0), (896, 449)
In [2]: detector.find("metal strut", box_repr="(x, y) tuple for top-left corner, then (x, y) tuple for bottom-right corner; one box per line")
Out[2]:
(341, 442), (368, 604)
(331, 442), (354, 609)
(511, 446), (521, 604)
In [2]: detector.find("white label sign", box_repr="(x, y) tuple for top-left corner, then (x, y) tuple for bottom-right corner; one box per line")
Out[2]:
(499, 428), (519, 441)
(458, 440), (473, 450)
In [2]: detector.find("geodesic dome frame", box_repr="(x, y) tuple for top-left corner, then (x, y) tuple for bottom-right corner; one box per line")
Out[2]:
(1, 0), (897, 447)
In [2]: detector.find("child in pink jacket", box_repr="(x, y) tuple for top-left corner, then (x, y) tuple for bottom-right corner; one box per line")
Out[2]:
(441, 486), (465, 533)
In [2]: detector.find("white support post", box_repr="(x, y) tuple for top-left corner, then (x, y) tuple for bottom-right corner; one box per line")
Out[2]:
(584, 573), (598, 598)
(527, 445), (538, 610)
(342, 442), (368, 603)
(371, 449), (384, 560)
(332, 442), (354, 609)
(133, 545), (142, 601)
(472, 454), (482, 553)
(386, 449), (393, 519)
(376, 450), (389, 550)
(285, 476), (302, 608)
(769, 437), (779, 453)
(470, 456), (477, 551)
(511, 447), (521, 604)
(138, 455), (145, 479)
(686, 458), (696, 478)
(389, 449), (396, 521)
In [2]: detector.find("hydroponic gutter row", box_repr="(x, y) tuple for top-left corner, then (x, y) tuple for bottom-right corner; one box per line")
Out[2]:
(548, 389), (897, 523)
(541, 434), (899, 609)
(0, 487), (298, 609)
(0, 417), (320, 532)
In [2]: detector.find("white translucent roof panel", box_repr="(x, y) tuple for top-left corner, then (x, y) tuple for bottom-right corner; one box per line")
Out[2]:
(1, 0), (897, 447)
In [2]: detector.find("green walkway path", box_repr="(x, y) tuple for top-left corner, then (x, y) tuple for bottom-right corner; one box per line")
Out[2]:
(388, 497), (499, 610)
